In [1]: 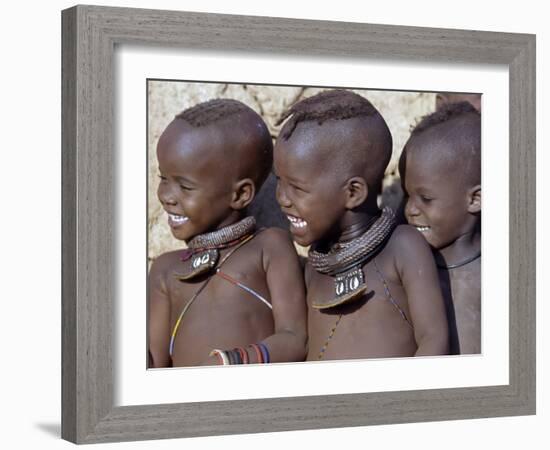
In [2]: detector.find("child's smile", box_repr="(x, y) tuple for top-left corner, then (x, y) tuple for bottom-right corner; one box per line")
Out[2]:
(167, 212), (189, 228)
(403, 148), (475, 255)
(399, 105), (481, 262)
(149, 97), (309, 369)
(410, 224), (430, 233)
(156, 120), (238, 242)
(273, 129), (349, 247)
(286, 214), (308, 230)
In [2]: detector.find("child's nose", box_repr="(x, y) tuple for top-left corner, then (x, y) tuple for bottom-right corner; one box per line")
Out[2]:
(405, 198), (420, 217)
(275, 183), (291, 208)
(158, 183), (177, 206)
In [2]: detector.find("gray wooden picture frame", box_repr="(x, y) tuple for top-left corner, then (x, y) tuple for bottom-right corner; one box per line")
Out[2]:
(61, 4), (536, 444)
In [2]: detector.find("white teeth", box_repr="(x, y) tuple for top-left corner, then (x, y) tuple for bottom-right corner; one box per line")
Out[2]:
(286, 215), (307, 228)
(415, 225), (430, 232)
(168, 213), (188, 225)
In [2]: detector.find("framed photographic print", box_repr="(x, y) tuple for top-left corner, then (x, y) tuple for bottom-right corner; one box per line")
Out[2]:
(62, 4), (535, 444)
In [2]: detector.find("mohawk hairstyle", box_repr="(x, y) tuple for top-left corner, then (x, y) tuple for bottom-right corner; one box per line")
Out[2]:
(175, 98), (253, 127)
(278, 89), (378, 140)
(412, 101), (480, 136)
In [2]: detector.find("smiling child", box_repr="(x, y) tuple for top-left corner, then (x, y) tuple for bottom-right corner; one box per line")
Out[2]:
(148, 98), (307, 368)
(274, 90), (449, 360)
(400, 101), (481, 354)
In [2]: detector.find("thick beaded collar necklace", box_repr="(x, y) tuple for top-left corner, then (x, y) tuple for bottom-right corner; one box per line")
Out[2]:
(308, 207), (396, 309)
(174, 216), (256, 281)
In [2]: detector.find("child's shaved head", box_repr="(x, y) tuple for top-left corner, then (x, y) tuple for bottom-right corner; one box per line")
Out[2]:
(400, 102), (481, 254)
(157, 99), (274, 242)
(273, 90), (393, 246)
(404, 102), (481, 189)
(278, 90), (393, 197)
(164, 98), (273, 189)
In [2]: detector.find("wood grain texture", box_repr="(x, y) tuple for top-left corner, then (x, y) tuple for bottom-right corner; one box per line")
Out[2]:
(508, 35), (536, 412)
(61, 4), (536, 444)
(61, 6), (77, 443)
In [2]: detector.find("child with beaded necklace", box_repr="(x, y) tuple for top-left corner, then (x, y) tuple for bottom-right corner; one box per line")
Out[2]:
(273, 90), (449, 360)
(148, 99), (307, 368)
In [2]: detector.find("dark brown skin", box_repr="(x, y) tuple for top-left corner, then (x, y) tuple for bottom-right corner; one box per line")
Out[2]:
(274, 118), (449, 360)
(402, 125), (481, 355)
(149, 113), (307, 368)
(305, 225), (448, 360)
(438, 258), (481, 354)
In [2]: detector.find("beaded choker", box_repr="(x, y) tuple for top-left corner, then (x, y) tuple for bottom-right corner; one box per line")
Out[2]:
(174, 216), (256, 281)
(308, 207), (396, 309)
(187, 216), (256, 249)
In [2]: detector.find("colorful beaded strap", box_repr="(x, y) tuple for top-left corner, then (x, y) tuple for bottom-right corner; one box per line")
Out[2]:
(169, 233), (256, 357)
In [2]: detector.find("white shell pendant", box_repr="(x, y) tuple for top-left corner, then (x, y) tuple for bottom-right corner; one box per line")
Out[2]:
(312, 265), (367, 309)
(174, 249), (220, 281)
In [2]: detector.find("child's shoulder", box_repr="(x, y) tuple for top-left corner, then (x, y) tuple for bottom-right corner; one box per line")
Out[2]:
(254, 227), (300, 266)
(149, 249), (183, 278)
(389, 223), (427, 243)
(377, 224), (438, 288)
(385, 224), (432, 260)
(255, 227), (294, 249)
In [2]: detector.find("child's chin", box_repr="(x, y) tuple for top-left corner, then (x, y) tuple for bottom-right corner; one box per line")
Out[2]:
(415, 230), (435, 247)
(291, 233), (313, 248)
(170, 228), (193, 242)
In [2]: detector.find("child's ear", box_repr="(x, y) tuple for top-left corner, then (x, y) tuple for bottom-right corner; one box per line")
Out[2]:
(344, 177), (368, 209)
(231, 178), (255, 210)
(467, 184), (481, 213)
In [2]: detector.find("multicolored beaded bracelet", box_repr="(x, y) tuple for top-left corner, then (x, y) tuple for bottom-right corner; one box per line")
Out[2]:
(258, 342), (270, 364)
(227, 349), (235, 365)
(235, 347), (249, 364)
(209, 349), (229, 365)
(248, 343), (263, 364)
(231, 349), (243, 365)
(213, 344), (269, 365)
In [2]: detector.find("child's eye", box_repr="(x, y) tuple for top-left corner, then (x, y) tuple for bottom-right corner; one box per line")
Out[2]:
(420, 195), (433, 203)
(179, 184), (192, 191)
(291, 184), (305, 193)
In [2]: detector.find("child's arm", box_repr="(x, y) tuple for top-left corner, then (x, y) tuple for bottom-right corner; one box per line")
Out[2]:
(393, 225), (449, 356)
(257, 228), (308, 362)
(148, 255), (172, 368)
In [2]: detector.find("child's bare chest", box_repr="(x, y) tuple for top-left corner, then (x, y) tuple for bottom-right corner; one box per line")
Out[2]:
(170, 268), (270, 317)
(439, 260), (481, 354)
(166, 256), (274, 365)
(306, 261), (416, 361)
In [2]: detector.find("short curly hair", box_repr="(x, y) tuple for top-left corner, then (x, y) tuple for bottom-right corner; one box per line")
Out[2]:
(411, 101), (479, 136)
(276, 89), (393, 199)
(402, 101), (481, 188)
(175, 98), (253, 127)
(171, 98), (273, 189)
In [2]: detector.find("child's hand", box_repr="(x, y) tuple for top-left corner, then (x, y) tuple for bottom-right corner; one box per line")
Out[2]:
(200, 354), (222, 366)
